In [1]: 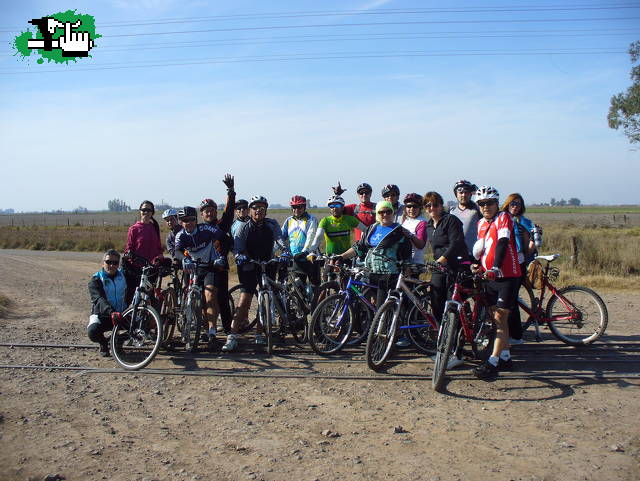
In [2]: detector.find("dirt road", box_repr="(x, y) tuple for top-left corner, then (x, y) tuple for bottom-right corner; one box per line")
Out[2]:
(0, 249), (638, 481)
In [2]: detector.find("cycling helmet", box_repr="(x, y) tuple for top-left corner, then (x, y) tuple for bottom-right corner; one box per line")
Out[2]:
(249, 195), (268, 208)
(453, 179), (477, 193)
(327, 195), (345, 207)
(162, 208), (178, 219)
(475, 185), (499, 202)
(356, 182), (372, 194)
(403, 193), (422, 205)
(381, 184), (400, 197)
(235, 199), (248, 209)
(199, 198), (216, 211)
(177, 206), (197, 220)
(290, 195), (307, 207)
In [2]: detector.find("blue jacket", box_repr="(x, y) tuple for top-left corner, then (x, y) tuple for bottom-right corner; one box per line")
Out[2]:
(89, 268), (127, 317)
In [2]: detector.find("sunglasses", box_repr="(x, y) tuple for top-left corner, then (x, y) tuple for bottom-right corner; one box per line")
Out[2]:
(378, 209), (393, 215)
(358, 190), (371, 195)
(405, 204), (420, 209)
(104, 260), (119, 266)
(509, 201), (522, 207)
(424, 203), (440, 209)
(140, 208), (153, 213)
(181, 217), (196, 222)
(456, 188), (472, 194)
(291, 205), (305, 209)
(251, 206), (266, 211)
(478, 201), (495, 208)
(328, 204), (342, 209)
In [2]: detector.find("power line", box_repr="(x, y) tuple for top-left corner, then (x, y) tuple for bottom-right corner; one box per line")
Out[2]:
(0, 47), (625, 75)
(101, 17), (640, 39)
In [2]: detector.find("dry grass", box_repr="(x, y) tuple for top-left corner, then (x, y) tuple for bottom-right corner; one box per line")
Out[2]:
(0, 293), (11, 318)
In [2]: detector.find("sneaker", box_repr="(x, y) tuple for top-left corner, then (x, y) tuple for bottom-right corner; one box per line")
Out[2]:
(99, 343), (110, 358)
(509, 337), (525, 345)
(221, 334), (238, 352)
(207, 334), (218, 352)
(498, 357), (513, 371)
(254, 334), (267, 346)
(200, 332), (209, 343)
(395, 336), (411, 348)
(473, 361), (499, 380)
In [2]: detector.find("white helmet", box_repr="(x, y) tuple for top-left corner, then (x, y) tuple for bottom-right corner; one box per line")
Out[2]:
(249, 195), (268, 208)
(475, 185), (499, 203)
(162, 208), (178, 219)
(327, 195), (345, 207)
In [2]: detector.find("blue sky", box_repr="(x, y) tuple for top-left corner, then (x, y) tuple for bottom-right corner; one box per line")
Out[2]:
(1, 0), (639, 211)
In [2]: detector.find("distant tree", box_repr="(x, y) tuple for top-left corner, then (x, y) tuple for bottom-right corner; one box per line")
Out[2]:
(568, 198), (581, 206)
(608, 41), (640, 145)
(550, 198), (556, 206)
(74, 206), (88, 213)
(108, 198), (130, 212)
(558, 198), (567, 206)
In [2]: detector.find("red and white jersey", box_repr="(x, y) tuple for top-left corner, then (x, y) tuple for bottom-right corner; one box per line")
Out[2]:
(476, 212), (521, 278)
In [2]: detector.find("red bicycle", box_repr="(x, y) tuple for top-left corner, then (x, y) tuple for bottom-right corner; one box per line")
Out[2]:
(432, 266), (495, 392)
(517, 254), (608, 346)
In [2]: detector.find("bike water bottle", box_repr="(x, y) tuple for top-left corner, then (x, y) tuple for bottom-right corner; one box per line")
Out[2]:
(532, 225), (542, 248)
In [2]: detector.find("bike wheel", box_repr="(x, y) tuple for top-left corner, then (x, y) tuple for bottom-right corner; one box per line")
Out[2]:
(546, 285), (608, 345)
(159, 287), (177, 348)
(285, 293), (308, 344)
(229, 284), (258, 333)
(518, 282), (537, 332)
(472, 306), (495, 361)
(308, 293), (353, 355)
(313, 281), (340, 308)
(111, 305), (163, 371)
(404, 303), (438, 354)
(183, 292), (202, 353)
(365, 299), (398, 372)
(432, 310), (459, 392)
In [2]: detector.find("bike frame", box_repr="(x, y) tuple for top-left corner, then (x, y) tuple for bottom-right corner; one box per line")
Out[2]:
(389, 273), (438, 332)
(442, 272), (492, 347)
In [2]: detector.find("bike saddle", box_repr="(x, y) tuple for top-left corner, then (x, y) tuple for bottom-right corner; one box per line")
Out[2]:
(535, 254), (560, 262)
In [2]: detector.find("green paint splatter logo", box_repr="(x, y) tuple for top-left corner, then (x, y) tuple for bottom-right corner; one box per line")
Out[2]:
(13, 10), (100, 64)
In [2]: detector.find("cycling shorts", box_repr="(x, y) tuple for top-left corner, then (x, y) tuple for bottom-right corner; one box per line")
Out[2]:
(196, 266), (221, 288)
(484, 277), (519, 310)
(238, 265), (277, 295)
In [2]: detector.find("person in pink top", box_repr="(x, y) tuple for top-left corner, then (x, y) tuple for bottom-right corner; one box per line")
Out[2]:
(123, 200), (163, 303)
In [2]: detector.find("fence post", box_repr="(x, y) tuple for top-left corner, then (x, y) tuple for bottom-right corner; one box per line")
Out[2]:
(570, 236), (579, 267)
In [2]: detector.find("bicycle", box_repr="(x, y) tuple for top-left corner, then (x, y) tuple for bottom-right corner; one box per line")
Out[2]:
(179, 257), (206, 353)
(110, 260), (163, 370)
(518, 254), (608, 345)
(247, 256), (306, 354)
(365, 262), (439, 372)
(158, 259), (183, 349)
(308, 264), (377, 355)
(432, 266), (496, 392)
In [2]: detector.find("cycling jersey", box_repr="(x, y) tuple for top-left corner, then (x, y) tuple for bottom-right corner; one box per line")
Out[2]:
(476, 212), (521, 278)
(166, 224), (182, 258)
(512, 215), (535, 264)
(231, 217), (249, 238)
(281, 212), (318, 254)
(175, 224), (227, 265)
(233, 217), (286, 270)
(344, 202), (376, 241)
(315, 215), (360, 255)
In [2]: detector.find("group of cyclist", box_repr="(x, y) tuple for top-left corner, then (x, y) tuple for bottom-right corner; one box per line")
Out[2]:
(88, 175), (541, 381)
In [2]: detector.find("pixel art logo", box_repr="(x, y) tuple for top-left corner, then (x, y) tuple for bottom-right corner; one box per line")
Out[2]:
(13, 10), (100, 64)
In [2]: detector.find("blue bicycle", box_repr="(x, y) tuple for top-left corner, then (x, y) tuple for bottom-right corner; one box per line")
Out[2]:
(308, 264), (377, 355)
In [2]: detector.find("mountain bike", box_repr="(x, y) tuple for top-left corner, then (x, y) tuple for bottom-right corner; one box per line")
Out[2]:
(180, 258), (205, 353)
(111, 262), (163, 370)
(518, 254), (608, 345)
(158, 259), (183, 349)
(432, 266), (496, 392)
(308, 264), (377, 355)
(365, 262), (438, 372)
(247, 257), (307, 354)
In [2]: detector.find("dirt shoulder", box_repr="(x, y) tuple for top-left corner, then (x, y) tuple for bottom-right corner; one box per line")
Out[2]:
(0, 249), (638, 481)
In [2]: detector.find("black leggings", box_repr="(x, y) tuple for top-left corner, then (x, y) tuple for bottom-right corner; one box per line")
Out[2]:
(88, 316), (112, 347)
(506, 264), (526, 340)
(215, 270), (232, 333)
(369, 273), (399, 308)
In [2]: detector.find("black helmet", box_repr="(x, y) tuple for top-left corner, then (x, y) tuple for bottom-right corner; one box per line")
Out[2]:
(177, 206), (197, 220)
(453, 180), (477, 194)
(356, 182), (372, 194)
(381, 184), (400, 197)
(235, 199), (248, 209)
(199, 198), (216, 211)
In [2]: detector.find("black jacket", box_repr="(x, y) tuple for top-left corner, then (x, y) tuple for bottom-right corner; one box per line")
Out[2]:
(426, 212), (469, 267)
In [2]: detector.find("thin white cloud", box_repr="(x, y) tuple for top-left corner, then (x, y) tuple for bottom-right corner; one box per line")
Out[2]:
(356, 0), (393, 12)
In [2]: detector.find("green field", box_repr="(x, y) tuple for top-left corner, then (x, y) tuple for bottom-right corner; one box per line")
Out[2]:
(526, 205), (640, 214)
